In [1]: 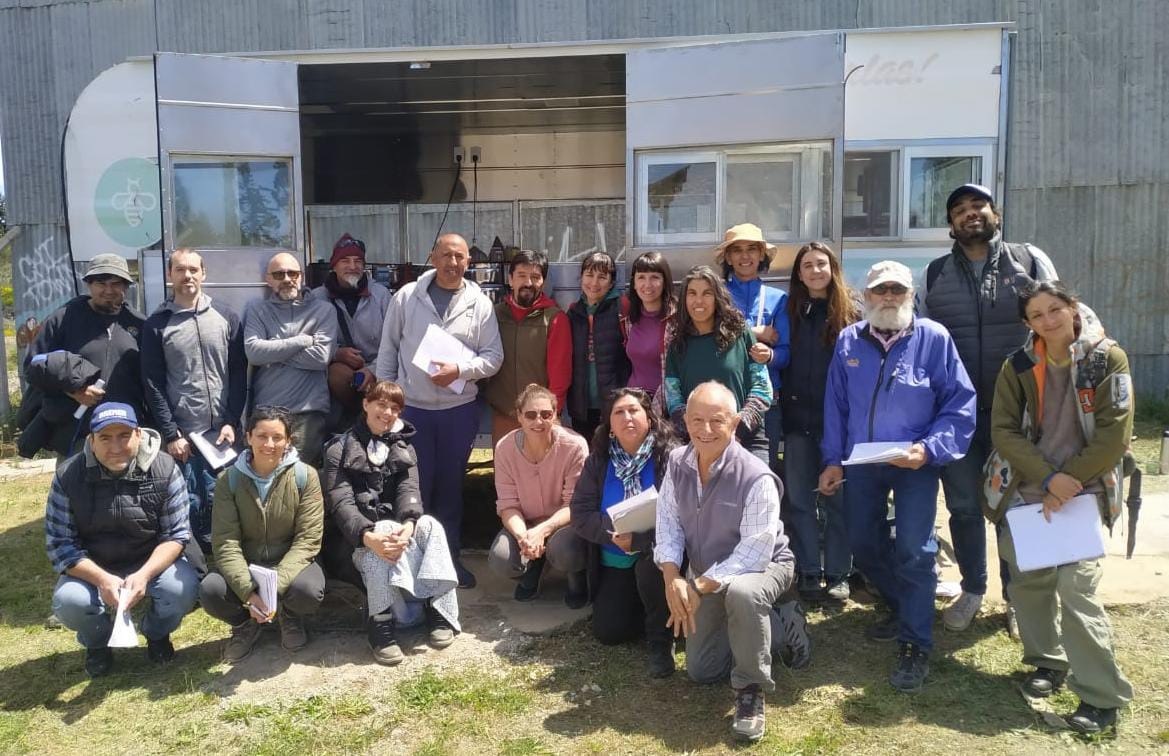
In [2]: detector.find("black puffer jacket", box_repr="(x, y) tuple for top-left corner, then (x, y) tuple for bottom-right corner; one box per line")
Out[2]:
(320, 417), (422, 584)
(567, 294), (631, 424)
(781, 298), (835, 438)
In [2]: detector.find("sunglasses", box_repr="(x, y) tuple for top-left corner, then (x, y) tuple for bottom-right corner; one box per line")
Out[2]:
(870, 284), (908, 296)
(523, 410), (555, 421)
(269, 269), (302, 281)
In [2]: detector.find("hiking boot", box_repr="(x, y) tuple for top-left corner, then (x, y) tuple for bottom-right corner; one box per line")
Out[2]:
(646, 641), (675, 679)
(146, 635), (176, 664)
(367, 614), (404, 666)
(774, 600), (812, 670)
(223, 619), (263, 663)
(84, 647), (114, 678)
(824, 577), (850, 602)
(1022, 667), (1067, 698)
(564, 569), (589, 610)
(425, 602), (456, 650)
(731, 684), (766, 741)
(514, 558), (545, 602)
(797, 573), (823, 602)
(1006, 604), (1021, 641)
(1066, 702), (1118, 736)
(864, 613), (899, 643)
(889, 643), (930, 693)
(454, 559), (477, 590)
(278, 608), (308, 652)
(943, 591), (983, 631)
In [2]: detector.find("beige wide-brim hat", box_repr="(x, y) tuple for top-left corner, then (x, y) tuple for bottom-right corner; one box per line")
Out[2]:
(713, 223), (777, 266)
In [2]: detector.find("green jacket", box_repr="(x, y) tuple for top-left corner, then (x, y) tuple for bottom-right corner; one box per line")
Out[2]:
(211, 453), (324, 602)
(984, 304), (1133, 527)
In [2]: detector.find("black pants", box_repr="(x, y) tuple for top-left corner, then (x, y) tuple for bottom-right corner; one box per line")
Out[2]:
(199, 561), (326, 626)
(591, 555), (670, 646)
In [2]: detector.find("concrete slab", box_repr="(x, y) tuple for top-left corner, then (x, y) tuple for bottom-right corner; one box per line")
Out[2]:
(0, 458), (55, 481)
(455, 551), (591, 635)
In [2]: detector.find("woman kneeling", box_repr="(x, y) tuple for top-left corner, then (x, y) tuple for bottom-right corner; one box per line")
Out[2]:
(200, 406), (325, 662)
(322, 380), (459, 666)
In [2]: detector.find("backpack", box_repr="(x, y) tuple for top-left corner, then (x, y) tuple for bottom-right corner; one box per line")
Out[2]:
(226, 460), (309, 495)
(926, 242), (1038, 293)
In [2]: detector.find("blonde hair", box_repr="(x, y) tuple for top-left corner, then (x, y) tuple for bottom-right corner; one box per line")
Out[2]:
(514, 383), (558, 418)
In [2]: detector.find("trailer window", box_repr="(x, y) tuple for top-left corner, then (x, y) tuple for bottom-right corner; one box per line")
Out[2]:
(172, 159), (294, 249)
(725, 155), (797, 239)
(640, 155), (719, 244)
(843, 151), (897, 238)
(900, 145), (994, 239)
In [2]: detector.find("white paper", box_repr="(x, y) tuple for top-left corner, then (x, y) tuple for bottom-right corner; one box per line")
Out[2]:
(1006, 494), (1106, 572)
(248, 564), (279, 618)
(108, 587), (139, 648)
(842, 441), (911, 466)
(410, 324), (473, 394)
(188, 428), (238, 471)
(607, 486), (658, 535)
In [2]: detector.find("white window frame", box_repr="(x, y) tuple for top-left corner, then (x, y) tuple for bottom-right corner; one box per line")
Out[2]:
(635, 150), (722, 246)
(901, 144), (994, 241)
(842, 149), (901, 242)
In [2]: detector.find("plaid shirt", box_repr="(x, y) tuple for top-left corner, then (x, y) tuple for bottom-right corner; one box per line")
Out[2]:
(45, 451), (190, 574)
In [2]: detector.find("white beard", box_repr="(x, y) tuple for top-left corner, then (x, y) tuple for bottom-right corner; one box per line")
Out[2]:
(866, 298), (913, 332)
(340, 273), (363, 289)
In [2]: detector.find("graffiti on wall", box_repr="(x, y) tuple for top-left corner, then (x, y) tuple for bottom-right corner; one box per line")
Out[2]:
(13, 229), (78, 356)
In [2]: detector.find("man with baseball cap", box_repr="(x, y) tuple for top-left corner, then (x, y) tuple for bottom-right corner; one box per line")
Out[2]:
(820, 260), (976, 692)
(45, 402), (200, 677)
(307, 233), (392, 420)
(23, 253), (150, 458)
(917, 184), (1058, 635)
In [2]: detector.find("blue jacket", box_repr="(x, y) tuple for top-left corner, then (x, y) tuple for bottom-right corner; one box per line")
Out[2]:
(725, 276), (790, 392)
(821, 317), (976, 467)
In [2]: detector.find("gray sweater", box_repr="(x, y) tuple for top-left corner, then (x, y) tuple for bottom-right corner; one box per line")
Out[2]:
(243, 293), (338, 413)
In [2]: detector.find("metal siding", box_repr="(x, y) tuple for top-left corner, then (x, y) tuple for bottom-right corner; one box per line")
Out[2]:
(12, 223), (78, 329)
(367, 0), (518, 47)
(155, 0), (306, 53)
(305, 0), (364, 49)
(86, 0), (157, 72)
(49, 3), (94, 133)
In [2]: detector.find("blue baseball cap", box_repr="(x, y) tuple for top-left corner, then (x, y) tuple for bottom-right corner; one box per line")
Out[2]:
(945, 183), (995, 214)
(90, 402), (139, 432)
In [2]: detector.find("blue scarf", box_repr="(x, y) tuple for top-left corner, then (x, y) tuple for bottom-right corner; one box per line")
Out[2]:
(609, 433), (655, 500)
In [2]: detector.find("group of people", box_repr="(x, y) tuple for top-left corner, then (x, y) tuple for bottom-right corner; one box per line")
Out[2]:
(33, 182), (1134, 741)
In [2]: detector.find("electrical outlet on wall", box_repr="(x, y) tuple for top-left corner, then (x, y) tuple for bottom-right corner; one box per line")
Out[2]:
(469, 146), (482, 163)
(453, 146), (466, 164)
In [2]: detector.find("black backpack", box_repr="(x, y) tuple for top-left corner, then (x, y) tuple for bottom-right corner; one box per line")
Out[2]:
(925, 242), (1038, 292)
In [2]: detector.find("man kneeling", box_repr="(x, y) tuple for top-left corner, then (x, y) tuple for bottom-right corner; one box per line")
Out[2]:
(655, 381), (802, 742)
(46, 403), (200, 677)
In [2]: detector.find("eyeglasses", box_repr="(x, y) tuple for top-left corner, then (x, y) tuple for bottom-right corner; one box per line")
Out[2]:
(269, 269), (302, 281)
(337, 237), (366, 252)
(523, 410), (555, 421)
(870, 284), (908, 296)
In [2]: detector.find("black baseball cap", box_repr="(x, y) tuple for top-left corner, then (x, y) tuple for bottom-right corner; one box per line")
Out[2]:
(945, 183), (995, 215)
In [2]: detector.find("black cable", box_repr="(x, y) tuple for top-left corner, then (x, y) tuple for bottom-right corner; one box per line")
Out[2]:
(430, 161), (462, 255)
(472, 159), (478, 246)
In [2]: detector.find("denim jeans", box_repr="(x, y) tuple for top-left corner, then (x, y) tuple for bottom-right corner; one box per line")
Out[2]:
(52, 558), (200, 649)
(784, 432), (851, 582)
(939, 418), (999, 597)
(845, 463), (940, 651)
(403, 400), (481, 558)
(180, 453), (219, 553)
(764, 403), (783, 471)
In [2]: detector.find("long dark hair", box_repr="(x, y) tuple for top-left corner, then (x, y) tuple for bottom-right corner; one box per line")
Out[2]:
(787, 242), (861, 346)
(590, 387), (677, 468)
(627, 251), (677, 324)
(672, 265), (746, 356)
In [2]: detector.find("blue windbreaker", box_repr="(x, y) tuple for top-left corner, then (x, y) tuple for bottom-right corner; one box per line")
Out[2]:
(725, 276), (790, 393)
(820, 317), (976, 467)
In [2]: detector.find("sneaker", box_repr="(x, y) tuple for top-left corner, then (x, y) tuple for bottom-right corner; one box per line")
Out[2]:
(146, 635), (176, 664)
(889, 643), (930, 693)
(278, 607), (308, 651)
(425, 602), (456, 650)
(454, 559), (477, 590)
(84, 647), (114, 678)
(514, 558), (545, 602)
(646, 641), (675, 679)
(1006, 604), (1021, 641)
(774, 600), (812, 670)
(731, 684), (766, 741)
(45, 612), (64, 630)
(564, 569), (589, 610)
(223, 619), (263, 663)
(1066, 701), (1118, 736)
(1021, 667), (1067, 698)
(864, 613), (899, 643)
(367, 614), (404, 666)
(943, 591), (983, 631)
(797, 574), (823, 601)
(824, 578), (850, 602)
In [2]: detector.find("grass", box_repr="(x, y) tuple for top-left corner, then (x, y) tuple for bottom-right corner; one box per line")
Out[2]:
(1, 468), (1169, 754)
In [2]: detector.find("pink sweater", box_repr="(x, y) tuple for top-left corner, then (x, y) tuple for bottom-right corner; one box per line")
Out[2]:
(494, 425), (589, 521)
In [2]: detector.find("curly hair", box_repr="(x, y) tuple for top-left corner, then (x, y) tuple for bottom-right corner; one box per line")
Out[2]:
(672, 265), (746, 357)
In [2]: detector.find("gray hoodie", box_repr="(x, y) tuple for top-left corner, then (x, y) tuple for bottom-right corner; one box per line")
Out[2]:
(375, 270), (503, 410)
(243, 293), (339, 413)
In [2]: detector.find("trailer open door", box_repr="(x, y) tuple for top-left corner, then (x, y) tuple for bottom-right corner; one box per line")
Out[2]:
(625, 34), (845, 276)
(152, 52), (303, 314)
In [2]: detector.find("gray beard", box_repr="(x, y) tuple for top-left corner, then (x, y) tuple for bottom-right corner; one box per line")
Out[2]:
(866, 299), (913, 332)
(340, 273), (363, 289)
(275, 287), (300, 302)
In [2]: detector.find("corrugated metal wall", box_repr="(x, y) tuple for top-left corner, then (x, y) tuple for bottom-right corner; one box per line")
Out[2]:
(1, 0), (1166, 392)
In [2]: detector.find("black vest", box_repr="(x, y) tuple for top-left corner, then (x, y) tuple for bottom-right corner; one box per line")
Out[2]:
(57, 451), (176, 573)
(567, 296), (631, 422)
